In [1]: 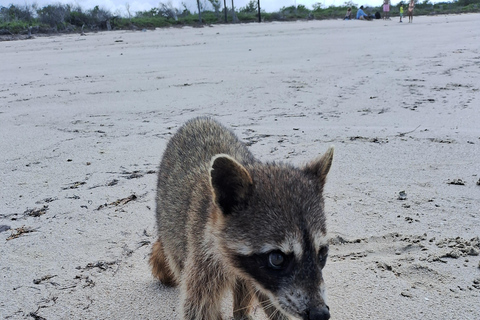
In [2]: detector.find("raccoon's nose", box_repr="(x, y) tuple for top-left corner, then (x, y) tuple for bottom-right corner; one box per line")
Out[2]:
(307, 305), (330, 320)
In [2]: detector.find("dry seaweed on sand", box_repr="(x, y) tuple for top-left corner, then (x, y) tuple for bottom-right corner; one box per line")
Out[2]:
(24, 205), (49, 217)
(6, 226), (37, 241)
(96, 194), (137, 210)
(447, 179), (465, 185)
(62, 181), (86, 190)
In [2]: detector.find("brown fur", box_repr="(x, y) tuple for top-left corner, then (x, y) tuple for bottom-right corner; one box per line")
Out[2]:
(151, 117), (333, 320)
(149, 239), (177, 287)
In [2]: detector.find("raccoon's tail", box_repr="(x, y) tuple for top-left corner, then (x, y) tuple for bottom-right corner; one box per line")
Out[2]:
(150, 238), (178, 287)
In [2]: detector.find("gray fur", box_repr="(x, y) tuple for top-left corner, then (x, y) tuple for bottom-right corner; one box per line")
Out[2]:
(150, 117), (333, 320)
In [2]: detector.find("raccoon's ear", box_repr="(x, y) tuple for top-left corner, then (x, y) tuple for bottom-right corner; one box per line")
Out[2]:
(303, 146), (334, 186)
(210, 154), (253, 215)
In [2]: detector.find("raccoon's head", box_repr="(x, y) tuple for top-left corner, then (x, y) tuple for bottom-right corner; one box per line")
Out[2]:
(209, 147), (334, 320)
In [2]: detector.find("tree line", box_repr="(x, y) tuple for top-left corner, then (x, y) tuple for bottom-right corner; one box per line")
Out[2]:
(1, 0), (479, 36)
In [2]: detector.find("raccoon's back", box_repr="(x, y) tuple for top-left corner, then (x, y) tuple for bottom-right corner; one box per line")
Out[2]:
(159, 117), (254, 176)
(156, 117), (255, 264)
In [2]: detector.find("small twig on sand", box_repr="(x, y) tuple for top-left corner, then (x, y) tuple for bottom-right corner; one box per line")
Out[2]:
(33, 275), (57, 285)
(397, 125), (421, 137)
(29, 312), (46, 320)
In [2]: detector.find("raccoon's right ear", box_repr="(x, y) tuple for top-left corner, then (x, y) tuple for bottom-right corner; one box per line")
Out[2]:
(303, 146), (334, 186)
(209, 154), (253, 215)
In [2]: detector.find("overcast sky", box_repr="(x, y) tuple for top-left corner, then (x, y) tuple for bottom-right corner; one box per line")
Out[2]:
(4, 0), (393, 16)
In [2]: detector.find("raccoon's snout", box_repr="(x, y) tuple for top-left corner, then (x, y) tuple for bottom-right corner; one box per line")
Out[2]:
(305, 305), (330, 320)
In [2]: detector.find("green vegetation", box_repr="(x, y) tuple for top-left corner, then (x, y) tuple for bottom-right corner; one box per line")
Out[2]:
(1, 0), (479, 36)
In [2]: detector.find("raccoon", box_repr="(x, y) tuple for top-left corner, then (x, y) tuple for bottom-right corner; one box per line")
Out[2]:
(150, 117), (333, 320)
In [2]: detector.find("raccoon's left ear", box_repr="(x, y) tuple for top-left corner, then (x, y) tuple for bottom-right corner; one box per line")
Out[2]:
(303, 146), (334, 186)
(210, 154), (253, 215)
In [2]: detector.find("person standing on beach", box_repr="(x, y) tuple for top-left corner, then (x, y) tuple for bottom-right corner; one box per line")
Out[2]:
(399, 5), (403, 22)
(408, 0), (415, 23)
(383, 0), (391, 20)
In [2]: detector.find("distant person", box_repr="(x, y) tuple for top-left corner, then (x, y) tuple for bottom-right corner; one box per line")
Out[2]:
(356, 6), (370, 20)
(375, 11), (381, 19)
(408, 0), (415, 23)
(344, 7), (352, 20)
(399, 5), (404, 22)
(383, 0), (390, 19)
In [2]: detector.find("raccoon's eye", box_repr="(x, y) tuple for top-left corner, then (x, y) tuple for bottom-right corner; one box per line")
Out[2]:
(268, 251), (286, 269)
(318, 246), (329, 268)
(318, 245), (329, 258)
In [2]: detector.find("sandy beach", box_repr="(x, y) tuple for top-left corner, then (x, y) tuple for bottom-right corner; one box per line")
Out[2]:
(1, 13), (479, 319)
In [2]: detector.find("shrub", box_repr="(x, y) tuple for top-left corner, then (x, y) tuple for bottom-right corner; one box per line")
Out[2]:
(0, 4), (35, 23)
(0, 20), (30, 33)
(37, 4), (69, 28)
(1, 0), (480, 35)
(128, 16), (170, 28)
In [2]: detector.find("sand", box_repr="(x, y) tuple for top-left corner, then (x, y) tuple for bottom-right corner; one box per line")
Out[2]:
(1, 13), (479, 320)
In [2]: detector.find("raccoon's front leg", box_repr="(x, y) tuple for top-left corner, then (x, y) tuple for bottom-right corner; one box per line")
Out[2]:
(232, 279), (255, 320)
(256, 292), (290, 320)
(180, 253), (229, 320)
(181, 279), (223, 320)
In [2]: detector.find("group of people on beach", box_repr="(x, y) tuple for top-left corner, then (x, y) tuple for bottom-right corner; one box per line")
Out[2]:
(344, 0), (415, 22)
